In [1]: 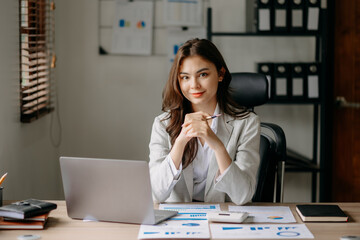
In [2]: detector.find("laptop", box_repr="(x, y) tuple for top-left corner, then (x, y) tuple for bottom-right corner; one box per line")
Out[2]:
(59, 156), (177, 224)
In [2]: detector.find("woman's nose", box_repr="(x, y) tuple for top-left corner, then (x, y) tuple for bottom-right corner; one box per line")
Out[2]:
(190, 77), (200, 89)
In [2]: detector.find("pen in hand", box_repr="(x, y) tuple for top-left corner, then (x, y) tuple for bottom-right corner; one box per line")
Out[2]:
(205, 114), (222, 120)
(182, 114), (222, 127)
(0, 173), (8, 185)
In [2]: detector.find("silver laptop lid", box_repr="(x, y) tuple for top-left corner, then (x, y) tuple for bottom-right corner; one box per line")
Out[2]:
(60, 157), (156, 224)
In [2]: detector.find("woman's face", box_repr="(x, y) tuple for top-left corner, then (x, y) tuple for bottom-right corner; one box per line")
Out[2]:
(178, 55), (223, 112)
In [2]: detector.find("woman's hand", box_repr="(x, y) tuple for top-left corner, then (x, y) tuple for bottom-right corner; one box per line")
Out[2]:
(181, 111), (222, 151)
(172, 111), (232, 173)
(181, 111), (232, 173)
(170, 113), (205, 169)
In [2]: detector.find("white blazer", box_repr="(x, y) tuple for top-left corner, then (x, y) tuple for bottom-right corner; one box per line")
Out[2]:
(149, 111), (260, 205)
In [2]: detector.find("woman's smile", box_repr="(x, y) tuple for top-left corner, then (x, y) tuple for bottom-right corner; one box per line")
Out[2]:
(191, 92), (205, 98)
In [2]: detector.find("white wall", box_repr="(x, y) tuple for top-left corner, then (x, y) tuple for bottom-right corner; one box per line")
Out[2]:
(56, 0), (167, 161)
(1, 0), (317, 202)
(0, 0), (62, 200)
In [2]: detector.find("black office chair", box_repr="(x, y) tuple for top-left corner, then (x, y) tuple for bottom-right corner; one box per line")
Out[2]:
(229, 72), (286, 203)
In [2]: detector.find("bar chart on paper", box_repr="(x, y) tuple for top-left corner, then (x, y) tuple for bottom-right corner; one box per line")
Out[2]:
(159, 204), (220, 221)
(138, 220), (210, 239)
(210, 224), (314, 239)
(138, 204), (220, 239)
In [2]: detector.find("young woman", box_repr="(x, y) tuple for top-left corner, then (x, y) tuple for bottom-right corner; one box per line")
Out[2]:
(149, 38), (260, 205)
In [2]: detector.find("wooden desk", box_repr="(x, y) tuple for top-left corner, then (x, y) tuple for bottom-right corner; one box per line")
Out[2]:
(1, 201), (360, 240)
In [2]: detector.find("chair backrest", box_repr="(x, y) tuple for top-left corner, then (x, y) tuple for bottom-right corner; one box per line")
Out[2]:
(253, 133), (277, 202)
(229, 72), (268, 109)
(257, 123), (286, 202)
(229, 73), (286, 203)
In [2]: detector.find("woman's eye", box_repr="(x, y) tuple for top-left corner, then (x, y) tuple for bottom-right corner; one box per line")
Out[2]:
(200, 73), (208, 77)
(180, 75), (189, 80)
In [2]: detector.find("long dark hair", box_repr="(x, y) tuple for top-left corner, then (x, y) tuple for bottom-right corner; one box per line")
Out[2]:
(162, 38), (248, 168)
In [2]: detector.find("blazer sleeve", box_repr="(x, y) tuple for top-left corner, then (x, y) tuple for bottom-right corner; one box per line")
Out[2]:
(149, 115), (182, 203)
(214, 113), (261, 205)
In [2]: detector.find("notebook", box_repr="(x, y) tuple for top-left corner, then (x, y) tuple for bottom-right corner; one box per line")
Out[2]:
(59, 156), (177, 225)
(296, 204), (348, 222)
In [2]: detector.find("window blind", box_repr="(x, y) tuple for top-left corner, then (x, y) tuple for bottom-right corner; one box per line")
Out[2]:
(20, 0), (56, 123)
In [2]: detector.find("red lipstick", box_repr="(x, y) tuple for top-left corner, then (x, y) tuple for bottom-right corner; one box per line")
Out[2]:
(191, 92), (204, 98)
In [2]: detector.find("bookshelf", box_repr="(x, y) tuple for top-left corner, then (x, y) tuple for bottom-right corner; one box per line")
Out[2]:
(207, 6), (328, 202)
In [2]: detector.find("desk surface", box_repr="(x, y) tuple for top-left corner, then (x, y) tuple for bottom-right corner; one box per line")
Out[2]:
(1, 201), (360, 240)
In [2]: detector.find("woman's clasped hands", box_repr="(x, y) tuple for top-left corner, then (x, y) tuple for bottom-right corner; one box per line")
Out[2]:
(178, 111), (222, 150)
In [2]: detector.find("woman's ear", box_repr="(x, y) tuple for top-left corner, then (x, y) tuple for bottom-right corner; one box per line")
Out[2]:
(219, 67), (226, 82)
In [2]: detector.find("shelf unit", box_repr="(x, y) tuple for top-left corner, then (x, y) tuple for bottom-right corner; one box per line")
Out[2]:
(207, 7), (328, 202)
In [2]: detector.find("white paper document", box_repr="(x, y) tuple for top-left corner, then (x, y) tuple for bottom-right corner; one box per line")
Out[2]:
(228, 206), (296, 223)
(138, 220), (210, 239)
(159, 203), (220, 221)
(139, 204), (216, 239)
(167, 27), (206, 68)
(111, 1), (153, 55)
(210, 223), (314, 239)
(139, 204), (310, 239)
(163, 0), (203, 26)
(159, 203), (221, 212)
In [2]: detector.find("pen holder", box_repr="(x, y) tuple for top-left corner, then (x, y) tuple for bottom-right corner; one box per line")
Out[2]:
(0, 186), (3, 206)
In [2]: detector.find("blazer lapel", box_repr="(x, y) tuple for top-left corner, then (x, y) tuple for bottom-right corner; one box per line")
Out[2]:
(183, 162), (194, 200)
(204, 114), (234, 197)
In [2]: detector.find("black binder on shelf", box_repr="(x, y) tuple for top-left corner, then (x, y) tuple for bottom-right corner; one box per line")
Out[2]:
(257, 62), (274, 99)
(256, 0), (273, 32)
(273, 63), (291, 99)
(246, 0), (257, 33)
(290, 0), (305, 32)
(291, 63), (306, 99)
(305, 0), (320, 32)
(273, 0), (289, 32)
(306, 63), (320, 99)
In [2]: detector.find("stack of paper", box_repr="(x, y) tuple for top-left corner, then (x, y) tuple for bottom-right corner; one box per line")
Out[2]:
(138, 204), (220, 239)
(138, 204), (315, 239)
